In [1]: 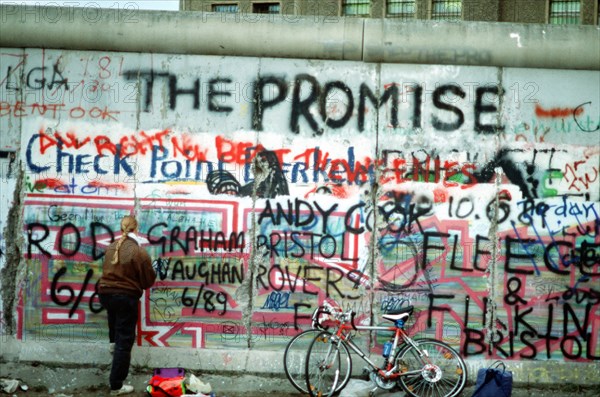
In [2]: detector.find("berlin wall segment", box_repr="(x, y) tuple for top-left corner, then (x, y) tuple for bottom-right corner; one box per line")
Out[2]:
(0, 48), (598, 371)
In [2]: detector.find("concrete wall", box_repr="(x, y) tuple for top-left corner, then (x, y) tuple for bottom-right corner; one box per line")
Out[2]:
(0, 7), (599, 385)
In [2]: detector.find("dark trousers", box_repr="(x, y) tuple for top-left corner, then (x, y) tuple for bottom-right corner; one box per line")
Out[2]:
(99, 294), (139, 390)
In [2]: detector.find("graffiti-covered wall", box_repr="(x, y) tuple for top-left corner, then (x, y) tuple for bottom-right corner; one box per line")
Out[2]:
(1, 48), (598, 363)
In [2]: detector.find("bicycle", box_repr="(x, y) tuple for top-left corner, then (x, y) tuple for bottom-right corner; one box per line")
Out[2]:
(305, 301), (467, 397)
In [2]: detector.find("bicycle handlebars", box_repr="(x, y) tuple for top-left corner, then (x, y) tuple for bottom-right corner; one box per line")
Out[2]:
(350, 311), (358, 330)
(312, 304), (358, 330)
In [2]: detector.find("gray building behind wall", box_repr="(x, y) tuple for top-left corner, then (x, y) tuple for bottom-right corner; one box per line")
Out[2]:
(181, 0), (600, 25)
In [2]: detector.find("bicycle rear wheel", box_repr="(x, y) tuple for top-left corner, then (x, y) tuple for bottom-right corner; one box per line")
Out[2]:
(394, 338), (467, 397)
(305, 331), (351, 397)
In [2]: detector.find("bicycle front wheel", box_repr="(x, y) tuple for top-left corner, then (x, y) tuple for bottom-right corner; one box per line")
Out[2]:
(283, 329), (322, 393)
(394, 338), (467, 397)
(305, 331), (350, 397)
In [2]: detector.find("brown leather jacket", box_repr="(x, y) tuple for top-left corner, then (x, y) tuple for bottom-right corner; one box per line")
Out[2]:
(98, 237), (156, 298)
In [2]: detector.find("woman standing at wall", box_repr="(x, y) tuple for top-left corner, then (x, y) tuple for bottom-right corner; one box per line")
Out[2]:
(98, 215), (156, 396)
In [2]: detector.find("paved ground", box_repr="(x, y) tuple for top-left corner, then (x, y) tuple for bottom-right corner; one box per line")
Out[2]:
(0, 378), (600, 397)
(10, 386), (600, 397)
(2, 362), (598, 397)
(11, 386), (302, 396)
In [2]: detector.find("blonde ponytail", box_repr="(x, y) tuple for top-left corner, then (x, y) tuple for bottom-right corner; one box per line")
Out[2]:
(111, 215), (139, 265)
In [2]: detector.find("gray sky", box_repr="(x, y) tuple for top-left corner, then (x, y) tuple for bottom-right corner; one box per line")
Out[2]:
(0, 0), (180, 10)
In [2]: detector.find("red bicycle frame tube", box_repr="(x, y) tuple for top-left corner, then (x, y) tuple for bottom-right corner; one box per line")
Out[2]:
(333, 321), (427, 381)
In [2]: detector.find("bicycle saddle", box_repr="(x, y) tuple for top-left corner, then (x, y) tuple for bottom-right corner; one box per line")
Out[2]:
(382, 305), (414, 322)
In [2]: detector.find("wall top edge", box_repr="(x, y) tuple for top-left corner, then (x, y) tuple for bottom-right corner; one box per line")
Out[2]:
(0, 5), (598, 70)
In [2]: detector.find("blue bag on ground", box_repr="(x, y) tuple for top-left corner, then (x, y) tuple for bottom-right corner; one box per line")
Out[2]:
(472, 360), (513, 397)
